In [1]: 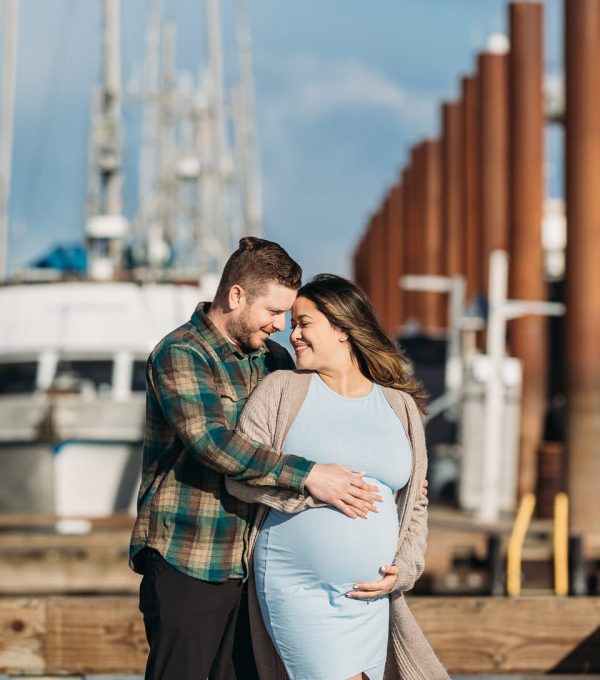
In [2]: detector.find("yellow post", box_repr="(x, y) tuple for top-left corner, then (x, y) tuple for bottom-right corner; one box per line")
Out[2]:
(506, 492), (536, 596)
(553, 492), (569, 596)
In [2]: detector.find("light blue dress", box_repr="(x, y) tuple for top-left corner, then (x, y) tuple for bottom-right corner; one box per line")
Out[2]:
(254, 374), (412, 680)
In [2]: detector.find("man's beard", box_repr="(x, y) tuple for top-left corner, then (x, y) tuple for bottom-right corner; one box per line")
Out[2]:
(225, 309), (267, 351)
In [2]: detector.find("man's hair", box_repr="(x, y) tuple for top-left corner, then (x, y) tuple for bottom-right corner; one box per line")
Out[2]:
(214, 237), (302, 303)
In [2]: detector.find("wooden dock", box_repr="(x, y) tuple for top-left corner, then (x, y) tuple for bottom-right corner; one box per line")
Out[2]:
(0, 595), (599, 676)
(0, 512), (598, 675)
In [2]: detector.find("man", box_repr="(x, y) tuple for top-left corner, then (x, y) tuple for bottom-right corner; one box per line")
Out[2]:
(130, 237), (382, 680)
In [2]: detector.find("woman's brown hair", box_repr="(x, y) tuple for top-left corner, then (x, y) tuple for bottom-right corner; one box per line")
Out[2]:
(297, 274), (428, 413)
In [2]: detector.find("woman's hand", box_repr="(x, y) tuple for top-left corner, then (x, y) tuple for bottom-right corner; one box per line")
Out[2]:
(346, 565), (400, 600)
(346, 479), (428, 600)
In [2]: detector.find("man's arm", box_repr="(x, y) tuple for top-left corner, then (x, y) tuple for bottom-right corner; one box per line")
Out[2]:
(227, 370), (382, 519)
(150, 343), (312, 493)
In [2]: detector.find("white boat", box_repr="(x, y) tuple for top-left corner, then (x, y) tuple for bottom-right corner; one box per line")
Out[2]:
(0, 278), (219, 516)
(0, 0), (261, 517)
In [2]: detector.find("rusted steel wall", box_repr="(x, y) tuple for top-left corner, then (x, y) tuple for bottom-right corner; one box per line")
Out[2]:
(376, 201), (391, 330)
(402, 166), (416, 324)
(353, 234), (368, 297)
(422, 139), (444, 332)
(508, 1), (547, 499)
(362, 217), (374, 300)
(461, 74), (483, 302)
(442, 101), (464, 278)
(412, 143), (428, 328)
(385, 184), (404, 334)
(565, 0), (600, 534)
(350, 2), (600, 534)
(369, 209), (387, 322)
(478, 51), (510, 287)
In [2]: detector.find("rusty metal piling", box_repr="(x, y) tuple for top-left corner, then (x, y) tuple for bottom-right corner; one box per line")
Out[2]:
(565, 0), (600, 534)
(508, 1), (547, 499)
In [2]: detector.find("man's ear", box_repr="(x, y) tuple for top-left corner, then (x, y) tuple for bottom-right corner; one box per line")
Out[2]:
(228, 284), (246, 310)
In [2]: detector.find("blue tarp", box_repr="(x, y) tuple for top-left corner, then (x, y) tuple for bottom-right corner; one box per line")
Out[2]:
(30, 243), (88, 272)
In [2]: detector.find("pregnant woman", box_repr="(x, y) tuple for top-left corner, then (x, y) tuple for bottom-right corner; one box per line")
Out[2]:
(226, 274), (448, 680)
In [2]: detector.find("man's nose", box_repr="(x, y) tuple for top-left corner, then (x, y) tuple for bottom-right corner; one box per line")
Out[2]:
(272, 313), (286, 332)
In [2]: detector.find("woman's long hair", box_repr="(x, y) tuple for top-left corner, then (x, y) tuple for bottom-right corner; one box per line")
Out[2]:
(297, 274), (428, 414)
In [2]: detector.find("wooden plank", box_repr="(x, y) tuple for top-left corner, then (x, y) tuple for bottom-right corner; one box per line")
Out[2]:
(0, 514), (134, 530)
(0, 551), (140, 595)
(410, 596), (600, 674)
(46, 597), (147, 675)
(0, 599), (46, 674)
(0, 597), (598, 675)
(0, 529), (133, 549)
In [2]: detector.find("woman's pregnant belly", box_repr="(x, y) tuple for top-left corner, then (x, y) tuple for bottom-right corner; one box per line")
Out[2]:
(255, 478), (399, 591)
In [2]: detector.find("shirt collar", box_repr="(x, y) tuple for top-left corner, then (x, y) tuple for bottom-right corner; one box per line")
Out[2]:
(190, 302), (268, 361)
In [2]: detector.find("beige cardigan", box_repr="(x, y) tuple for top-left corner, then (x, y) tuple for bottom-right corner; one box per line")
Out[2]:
(226, 370), (449, 680)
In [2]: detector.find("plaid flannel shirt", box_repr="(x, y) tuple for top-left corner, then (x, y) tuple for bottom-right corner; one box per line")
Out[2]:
(130, 302), (314, 581)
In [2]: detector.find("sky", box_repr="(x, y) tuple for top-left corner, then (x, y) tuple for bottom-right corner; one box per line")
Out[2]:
(5, 0), (562, 281)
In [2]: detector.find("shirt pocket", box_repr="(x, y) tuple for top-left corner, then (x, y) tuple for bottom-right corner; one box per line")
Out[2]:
(215, 379), (243, 402)
(215, 381), (248, 426)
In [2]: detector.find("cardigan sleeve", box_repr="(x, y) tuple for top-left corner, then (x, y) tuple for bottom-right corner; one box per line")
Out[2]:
(391, 489), (428, 592)
(391, 394), (429, 593)
(224, 371), (324, 512)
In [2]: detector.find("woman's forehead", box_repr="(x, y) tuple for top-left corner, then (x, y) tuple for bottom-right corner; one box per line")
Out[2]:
(291, 297), (318, 315)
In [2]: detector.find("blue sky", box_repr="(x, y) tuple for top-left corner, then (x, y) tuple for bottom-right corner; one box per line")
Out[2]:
(6, 0), (562, 279)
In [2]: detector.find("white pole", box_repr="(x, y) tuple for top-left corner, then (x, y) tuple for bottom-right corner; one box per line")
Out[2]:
(0, 0), (19, 281)
(478, 250), (509, 523)
(446, 275), (466, 392)
(235, 0), (262, 237)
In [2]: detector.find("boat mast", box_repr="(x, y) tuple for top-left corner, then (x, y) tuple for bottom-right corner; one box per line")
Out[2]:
(86, 0), (127, 279)
(137, 0), (161, 242)
(205, 0), (230, 265)
(101, 0), (122, 218)
(158, 19), (178, 253)
(0, 0), (19, 281)
(234, 0), (262, 238)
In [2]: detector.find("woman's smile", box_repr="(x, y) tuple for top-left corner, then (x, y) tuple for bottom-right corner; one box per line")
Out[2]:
(293, 341), (310, 355)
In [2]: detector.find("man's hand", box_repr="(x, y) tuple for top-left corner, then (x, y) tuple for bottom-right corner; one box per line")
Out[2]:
(346, 565), (399, 600)
(304, 463), (382, 519)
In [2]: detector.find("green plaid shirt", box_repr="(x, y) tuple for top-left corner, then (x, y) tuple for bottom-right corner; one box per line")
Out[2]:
(130, 302), (313, 581)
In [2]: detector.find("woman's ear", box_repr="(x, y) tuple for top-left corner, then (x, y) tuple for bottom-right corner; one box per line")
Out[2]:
(338, 332), (348, 342)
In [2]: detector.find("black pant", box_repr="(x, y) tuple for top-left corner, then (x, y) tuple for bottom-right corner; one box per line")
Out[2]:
(139, 549), (259, 680)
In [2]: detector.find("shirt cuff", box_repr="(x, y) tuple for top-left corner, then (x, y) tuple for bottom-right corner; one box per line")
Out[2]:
(276, 455), (315, 494)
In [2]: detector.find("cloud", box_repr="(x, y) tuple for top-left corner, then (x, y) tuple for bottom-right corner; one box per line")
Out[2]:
(259, 53), (436, 130)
